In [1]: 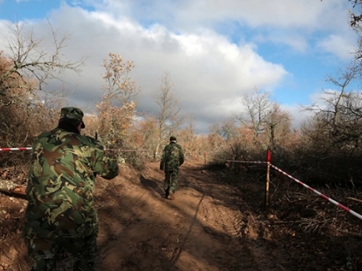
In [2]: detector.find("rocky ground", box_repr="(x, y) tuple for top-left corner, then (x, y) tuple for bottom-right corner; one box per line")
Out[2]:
(0, 158), (362, 270)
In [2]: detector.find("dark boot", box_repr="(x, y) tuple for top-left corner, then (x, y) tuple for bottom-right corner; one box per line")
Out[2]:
(168, 191), (175, 200)
(164, 188), (169, 199)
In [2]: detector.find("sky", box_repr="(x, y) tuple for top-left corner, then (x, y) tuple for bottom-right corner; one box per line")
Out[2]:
(0, 0), (359, 134)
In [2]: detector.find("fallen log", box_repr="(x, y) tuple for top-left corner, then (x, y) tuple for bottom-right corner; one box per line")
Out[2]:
(347, 196), (362, 203)
(0, 179), (27, 199)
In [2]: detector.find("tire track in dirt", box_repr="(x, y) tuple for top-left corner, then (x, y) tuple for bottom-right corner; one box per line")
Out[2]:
(93, 160), (281, 271)
(178, 161), (282, 271)
(96, 165), (166, 270)
(179, 165), (256, 270)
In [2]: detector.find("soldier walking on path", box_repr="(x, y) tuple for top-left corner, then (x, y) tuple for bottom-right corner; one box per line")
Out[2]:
(160, 136), (184, 200)
(22, 107), (120, 271)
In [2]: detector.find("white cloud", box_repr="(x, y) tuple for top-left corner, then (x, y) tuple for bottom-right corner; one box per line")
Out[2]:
(253, 32), (309, 53)
(309, 88), (341, 108)
(84, 0), (348, 30)
(281, 104), (314, 129)
(317, 34), (357, 60)
(0, 0), (358, 134)
(76, 0), (354, 58)
(29, 5), (284, 132)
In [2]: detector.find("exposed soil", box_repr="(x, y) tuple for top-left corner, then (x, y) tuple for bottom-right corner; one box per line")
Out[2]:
(1, 159), (362, 270)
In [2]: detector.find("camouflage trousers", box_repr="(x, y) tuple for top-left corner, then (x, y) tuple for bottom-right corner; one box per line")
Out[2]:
(25, 234), (97, 271)
(164, 168), (180, 193)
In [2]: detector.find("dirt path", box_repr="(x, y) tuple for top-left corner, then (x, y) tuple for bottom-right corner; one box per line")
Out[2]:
(0, 159), (287, 271)
(94, 159), (278, 271)
(2, 159), (362, 270)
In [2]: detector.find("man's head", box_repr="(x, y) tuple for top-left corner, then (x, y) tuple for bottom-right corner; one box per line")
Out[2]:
(170, 136), (177, 142)
(60, 107), (85, 129)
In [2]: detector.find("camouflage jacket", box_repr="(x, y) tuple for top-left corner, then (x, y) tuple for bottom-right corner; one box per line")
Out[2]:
(160, 142), (184, 171)
(23, 127), (119, 239)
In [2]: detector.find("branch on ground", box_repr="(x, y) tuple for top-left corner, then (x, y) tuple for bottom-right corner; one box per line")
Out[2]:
(0, 179), (26, 199)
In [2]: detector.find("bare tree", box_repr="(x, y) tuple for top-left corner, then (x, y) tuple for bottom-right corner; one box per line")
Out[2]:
(97, 52), (139, 146)
(0, 20), (87, 151)
(326, 62), (359, 125)
(349, 0), (362, 28)
(101, 52), (139, 107)
(235, 89), (272, 145)
(0, 20), (85, 106)
(304, 62), (362, 150)
(235, 88), (292, 152)
(265, 103), (292, 148)
(296, 63), (362, 187)
(153, 72), (183, 159)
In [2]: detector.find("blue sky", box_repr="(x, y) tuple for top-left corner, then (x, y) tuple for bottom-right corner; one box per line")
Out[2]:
(0, 0), (358, 133)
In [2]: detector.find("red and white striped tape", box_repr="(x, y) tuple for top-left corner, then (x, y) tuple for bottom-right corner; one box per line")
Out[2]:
(226, 160), (266, 164)
(105, 149), (144, 152)
(0, 147), (32, 152)
(270, 163), (362, 221)
(0, 147), (142, 152)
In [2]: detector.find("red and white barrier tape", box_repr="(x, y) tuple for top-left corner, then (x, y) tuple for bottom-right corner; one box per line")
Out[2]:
(2, 153), (360, 220)
(0, 147), (32, 151)
(0, 147), (142, 152)
(226, 160), (266, 164)
(270, 163), (362, 221)
(105, 149), (144, 152)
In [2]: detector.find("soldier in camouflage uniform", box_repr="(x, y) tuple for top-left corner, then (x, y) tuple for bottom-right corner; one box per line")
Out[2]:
(160, 136), (184, 200)
(22, 107), (120, 271)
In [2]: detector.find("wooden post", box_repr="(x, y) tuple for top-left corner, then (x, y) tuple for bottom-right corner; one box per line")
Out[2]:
(204, 152), (207, 165)
(265, 149), (271, 210)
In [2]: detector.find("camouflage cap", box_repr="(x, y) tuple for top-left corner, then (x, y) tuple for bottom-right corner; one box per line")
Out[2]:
(60, 107), (85, 128)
